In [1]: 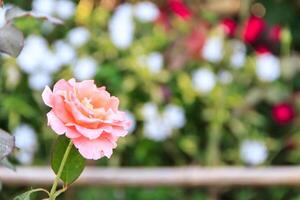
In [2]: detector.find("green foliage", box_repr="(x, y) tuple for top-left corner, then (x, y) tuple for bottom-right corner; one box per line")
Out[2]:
(51, 136), (85, 185)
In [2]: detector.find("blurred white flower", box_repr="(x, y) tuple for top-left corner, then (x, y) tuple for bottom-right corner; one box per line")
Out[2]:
(17, 35), (49, 74)
(142, 103), (158, 120)
(67, 27), (91, 48)
(13, 124), (38, 165)
(202, 36), (223, 63)
(230, 40), (246, 68)
(13, 124), (37, 151)
(29, 71), (52, 90)
(42, 51), (62, 73)
(142, 103), (185, 141)
(0, 7), (6, 28)
(16, 151), (35, 165)
(163, 104), (186, 129)
(192, 68), (216, 93)
(134, 1), (159, 23)
(33, 0), (75, 20)
(141, 52), (164, 73)
(218, 70), (233, 85)
(32, 0), (55, 16)
(53, 40), (76, 65)
(73, 57), (98, 80)
(144, 118), (172, 141)
(256, 53), (280, 82)
(109, 3), (134, 49)
(240, 140), (268, 166)
(56, 0), (75, 19)
(125, 111), (136, 134)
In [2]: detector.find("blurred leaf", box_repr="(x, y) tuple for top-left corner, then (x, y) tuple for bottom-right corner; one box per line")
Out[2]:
(0, 129), (15, 161)
(6, 6), (63, 25)
(2, 96), (36, 118)
(51, 136), (85, 185)
(0, 23), (24, 57)
(179, 136), (198, 156)
(14, 188), (49, 200)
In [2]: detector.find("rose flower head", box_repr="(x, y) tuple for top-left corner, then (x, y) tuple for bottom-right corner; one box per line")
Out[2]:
(42, 79), (131, 160)
(272, 102), (295, 125)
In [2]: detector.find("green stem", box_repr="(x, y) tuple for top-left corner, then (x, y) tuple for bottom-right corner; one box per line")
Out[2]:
(239, 0), (252, 20)
(49, 140), (73, 200)
(206, 88), (226, 166)
(206, 123), (222, 166)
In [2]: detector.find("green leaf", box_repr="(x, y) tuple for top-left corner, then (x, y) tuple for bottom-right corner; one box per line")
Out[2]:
(14, 188), (49, 200)
(2, 96), (36, 118)
(51, 136), (85, 185)
(0, 129), (15, 161)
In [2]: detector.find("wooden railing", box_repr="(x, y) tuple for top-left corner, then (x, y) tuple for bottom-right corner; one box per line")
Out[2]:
(1, 166), (300, 187)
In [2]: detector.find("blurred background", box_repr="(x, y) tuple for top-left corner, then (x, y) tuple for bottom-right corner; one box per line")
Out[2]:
(2, 0), (300, 199)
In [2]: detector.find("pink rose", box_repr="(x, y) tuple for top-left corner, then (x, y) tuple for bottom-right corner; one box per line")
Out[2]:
(42, 79), (131, 160)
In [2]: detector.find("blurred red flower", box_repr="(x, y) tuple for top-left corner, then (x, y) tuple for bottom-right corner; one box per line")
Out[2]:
(272, 103), (295, 125)
(185, 23), (207, 58)
(221, 18), (237, 37)
(255, 45), (270, 55)
(269, 25), (282, 42)
(156, 9), (170, 30)
(242, 16), (265, 44)
(168, 0), (191, 20)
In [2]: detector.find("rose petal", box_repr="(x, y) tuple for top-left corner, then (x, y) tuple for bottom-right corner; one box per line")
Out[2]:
(106, 96), (119, 112)
(42, 86), (53, 107)
(53, 79), (72, 93)
(112, 126), (128, 137)
(47, 111), (66, 135)
(73, 124), (104, 140)
(75, 80), (98, 99)
(66, 122), (116, 140)
(69, 91), (94, 116)
(72, 135), (116, 159)
(68, 78), (76, 86)
(65, 98), (100, 128)
(65, 127), (81, 138)
(52, 94), (74, 123)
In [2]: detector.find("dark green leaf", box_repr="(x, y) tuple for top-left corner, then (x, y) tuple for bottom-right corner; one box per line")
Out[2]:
(14, 188), (49, 200)
(0, 129), (15, 161)
(51, 136), (85, 185)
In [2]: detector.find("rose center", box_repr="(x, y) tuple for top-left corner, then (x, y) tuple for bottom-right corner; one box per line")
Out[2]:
(82, 97), (94, 110)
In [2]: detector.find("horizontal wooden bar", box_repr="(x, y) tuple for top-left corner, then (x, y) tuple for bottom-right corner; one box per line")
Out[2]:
(1, 166), (300, 187)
